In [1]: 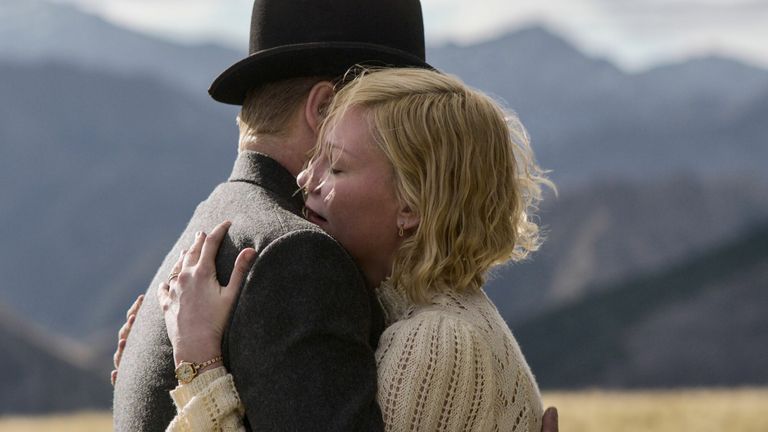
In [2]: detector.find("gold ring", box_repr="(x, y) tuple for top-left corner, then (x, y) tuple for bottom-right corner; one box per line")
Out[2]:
(168, 271), (180, 284)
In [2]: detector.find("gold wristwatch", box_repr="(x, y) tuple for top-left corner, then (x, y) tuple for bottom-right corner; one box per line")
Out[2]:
(174, 355), (223, 384)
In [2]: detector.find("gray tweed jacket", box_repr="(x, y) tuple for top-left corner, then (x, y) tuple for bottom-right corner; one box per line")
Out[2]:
(113, 151), (385, 431)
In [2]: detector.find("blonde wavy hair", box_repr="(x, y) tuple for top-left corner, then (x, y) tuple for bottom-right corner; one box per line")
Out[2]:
(316, 68), (554, 302)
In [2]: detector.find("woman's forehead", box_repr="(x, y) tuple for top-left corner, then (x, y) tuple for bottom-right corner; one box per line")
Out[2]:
(322, 108), (375, 158)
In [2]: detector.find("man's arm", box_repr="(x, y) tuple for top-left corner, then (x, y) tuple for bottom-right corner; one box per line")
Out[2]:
(226, 229), (383, 431)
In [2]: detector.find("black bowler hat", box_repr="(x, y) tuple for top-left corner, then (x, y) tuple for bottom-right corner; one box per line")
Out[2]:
(208, 0), (433, 105)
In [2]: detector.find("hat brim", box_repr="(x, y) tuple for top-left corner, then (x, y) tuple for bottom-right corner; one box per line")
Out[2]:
(208, 42), (433, 105)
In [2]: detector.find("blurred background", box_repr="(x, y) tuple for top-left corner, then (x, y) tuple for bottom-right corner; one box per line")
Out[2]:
(1, 0), (766, 428)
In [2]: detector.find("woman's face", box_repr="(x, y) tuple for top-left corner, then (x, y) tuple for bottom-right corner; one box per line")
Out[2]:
(297, 106), (402, 288)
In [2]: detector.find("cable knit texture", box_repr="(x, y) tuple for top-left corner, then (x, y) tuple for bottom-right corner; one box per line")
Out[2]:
(168, 283), (543, 431)
(375, 281), (543, 432)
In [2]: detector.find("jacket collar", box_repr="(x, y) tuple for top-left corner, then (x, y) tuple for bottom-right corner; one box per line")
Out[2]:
(228, 150), (304, 212)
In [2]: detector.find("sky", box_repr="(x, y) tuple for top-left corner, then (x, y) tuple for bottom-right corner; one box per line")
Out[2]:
(50, 0), (768, 71)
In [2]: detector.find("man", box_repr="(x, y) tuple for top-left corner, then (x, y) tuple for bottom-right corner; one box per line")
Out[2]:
(113, 0), (560, 430)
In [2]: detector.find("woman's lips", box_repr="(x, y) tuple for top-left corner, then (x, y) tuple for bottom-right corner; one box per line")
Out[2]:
(304, 206), (327, 224)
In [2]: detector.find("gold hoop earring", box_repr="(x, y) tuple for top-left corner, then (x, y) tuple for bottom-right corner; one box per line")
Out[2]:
(398, 223), (405, 237)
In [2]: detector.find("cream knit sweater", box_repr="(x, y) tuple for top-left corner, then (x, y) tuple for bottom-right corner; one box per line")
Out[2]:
(167, 283), (543, 432)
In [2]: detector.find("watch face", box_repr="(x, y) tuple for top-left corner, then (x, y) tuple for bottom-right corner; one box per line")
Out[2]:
(175, 363), (196, 383)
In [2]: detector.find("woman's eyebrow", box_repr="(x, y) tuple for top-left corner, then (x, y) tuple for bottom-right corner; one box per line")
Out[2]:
(327, 140), (359, 161)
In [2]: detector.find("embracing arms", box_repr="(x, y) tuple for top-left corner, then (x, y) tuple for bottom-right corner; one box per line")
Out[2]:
(115, 221), (383, 431)
(112, 222), (559, 431)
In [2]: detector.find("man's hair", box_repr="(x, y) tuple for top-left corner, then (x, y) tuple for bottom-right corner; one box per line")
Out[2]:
(317, 68), (555, 302)
(237, 76), (330, 149)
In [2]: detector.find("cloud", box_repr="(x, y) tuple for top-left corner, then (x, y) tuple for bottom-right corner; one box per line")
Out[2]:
(421, 0), (589, 43)
(419, 0), (768, 69)
(51, 0), (253, 46)
(573, 0), (768, 68)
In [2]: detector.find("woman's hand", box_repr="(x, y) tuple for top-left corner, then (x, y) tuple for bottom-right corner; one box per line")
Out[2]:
(111, 294), (144, 386)
(157, 221), (257, 368)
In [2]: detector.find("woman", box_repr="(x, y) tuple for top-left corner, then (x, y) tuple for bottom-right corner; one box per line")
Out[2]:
(117, 67), (553, 431)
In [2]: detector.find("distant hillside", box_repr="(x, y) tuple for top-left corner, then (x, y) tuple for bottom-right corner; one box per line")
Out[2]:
(0, 0), (241, 96)
(0, 61), (238, 338)
(485, 175), (768, 324)
(0, 304), (111, 413)
(428, 27), (768, 184)
(515, 223), (768, 389)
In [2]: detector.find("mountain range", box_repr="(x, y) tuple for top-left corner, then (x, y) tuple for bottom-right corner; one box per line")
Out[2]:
(0, 303), (110, 414)
(516, 222), (768, 388)
(0, 0), (241, 97)
(428, 28), (768, 185)
(486, 174), (768, 324)
(3, 0), (766, 183)
(1, 0), (766, 413)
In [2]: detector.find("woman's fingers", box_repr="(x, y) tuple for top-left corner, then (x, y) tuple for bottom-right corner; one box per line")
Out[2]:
(225, 248), (257, 300)
(111, 370), (118, 386)
(126, 294), (144, 320)
(156, 281), (171, 310)
(113, 338), (126, 369)
(118, 315), (135, 341)
(183, 232), (207, 268)
(199, 221), (232, 273)
(171, 249), (185, 277)
(164, 249), (185, 293)
(113, 292), (144, 375)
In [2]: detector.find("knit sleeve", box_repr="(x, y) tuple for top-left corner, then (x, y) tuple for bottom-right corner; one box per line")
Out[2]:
(375, 312), (536, 431)
(166, 367), (246, 432)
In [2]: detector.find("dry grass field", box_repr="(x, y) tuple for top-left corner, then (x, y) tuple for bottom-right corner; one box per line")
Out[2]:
(0, 388), (766, 431)
(0, 411), (111, 432)
(543, 388), (768, 432)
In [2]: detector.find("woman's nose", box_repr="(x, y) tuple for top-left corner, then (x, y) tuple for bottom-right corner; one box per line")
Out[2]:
(296, 168), (309, 189)
(297, 159), (322, 193)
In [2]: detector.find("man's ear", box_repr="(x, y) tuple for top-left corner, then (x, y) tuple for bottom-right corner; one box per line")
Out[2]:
(304, 81), (334, 132)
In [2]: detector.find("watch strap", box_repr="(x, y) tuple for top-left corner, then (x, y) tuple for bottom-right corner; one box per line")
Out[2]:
(194, 355), (224, 370)
(176, 355), (224, 384)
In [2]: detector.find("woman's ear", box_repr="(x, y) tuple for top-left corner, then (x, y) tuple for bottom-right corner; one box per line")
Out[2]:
(398, 204), (420, 232)
(304, 81), (335, 132)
